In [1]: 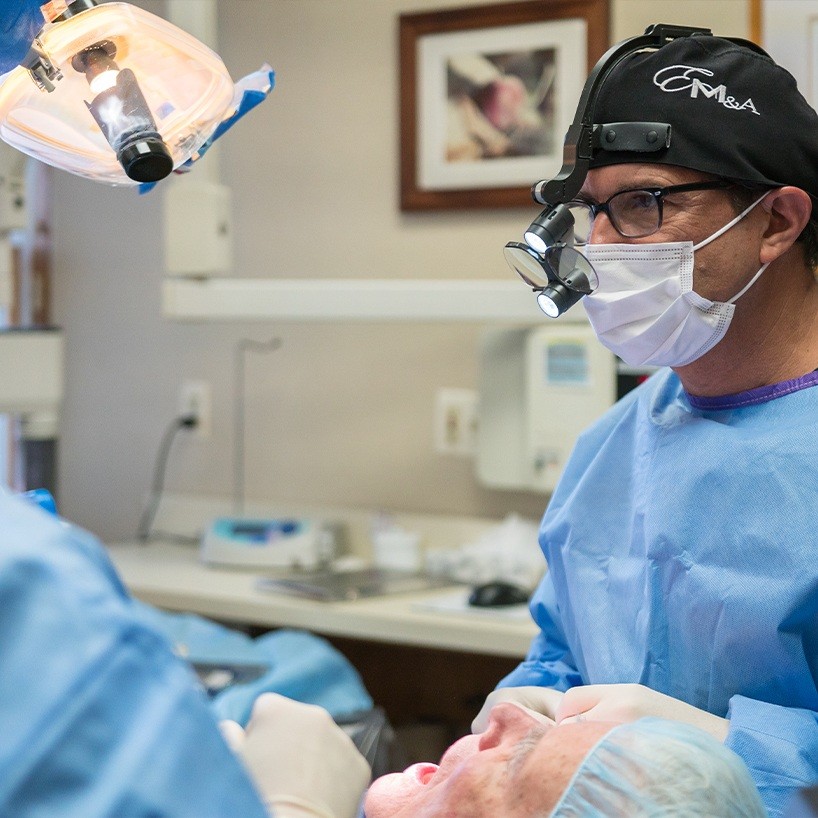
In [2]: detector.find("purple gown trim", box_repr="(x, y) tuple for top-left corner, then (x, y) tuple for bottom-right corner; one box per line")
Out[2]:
(685, 370), (818, 410)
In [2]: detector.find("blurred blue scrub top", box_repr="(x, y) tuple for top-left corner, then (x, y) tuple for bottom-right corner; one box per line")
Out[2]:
(0, 0), (44, 73)
(500, 368), (818, 818)
(0, 491), (269, 817)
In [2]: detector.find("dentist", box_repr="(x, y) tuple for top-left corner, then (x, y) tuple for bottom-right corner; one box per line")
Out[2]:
(479, 29), (818, 818)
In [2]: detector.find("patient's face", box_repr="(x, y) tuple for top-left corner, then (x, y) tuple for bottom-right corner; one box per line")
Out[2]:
(364, 703), (616, 818)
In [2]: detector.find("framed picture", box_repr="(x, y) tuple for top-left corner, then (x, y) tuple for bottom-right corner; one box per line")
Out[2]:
(399, 0), (609, 211)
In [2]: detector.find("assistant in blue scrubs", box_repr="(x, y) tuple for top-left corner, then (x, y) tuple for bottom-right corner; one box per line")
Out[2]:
(0, 7), (257, 812)
(0, 491), (271, 816)
(0, 7), (268, 813)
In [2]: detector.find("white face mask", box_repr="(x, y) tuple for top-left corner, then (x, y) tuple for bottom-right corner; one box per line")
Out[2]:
(582, 194), (769, 368)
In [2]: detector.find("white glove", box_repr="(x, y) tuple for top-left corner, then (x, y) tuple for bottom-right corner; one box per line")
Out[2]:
(555, 683), (729, 742)
(219, 718), (246, 751)
(471, 686), (564, 733)
(218, 693), (371, 818)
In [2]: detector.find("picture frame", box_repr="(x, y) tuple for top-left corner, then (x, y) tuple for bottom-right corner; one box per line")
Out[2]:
(749, 0), (762, 45)
(398, 0), (609, 211)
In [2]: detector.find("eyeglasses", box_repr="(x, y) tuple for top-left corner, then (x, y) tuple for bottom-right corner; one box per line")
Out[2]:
(565, 180), (736, 244)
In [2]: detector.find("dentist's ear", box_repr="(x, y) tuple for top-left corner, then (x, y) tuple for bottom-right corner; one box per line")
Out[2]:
(759, 186), (812, 264)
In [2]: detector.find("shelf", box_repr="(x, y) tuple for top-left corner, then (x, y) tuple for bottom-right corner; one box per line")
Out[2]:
(161, 277), (561, 322)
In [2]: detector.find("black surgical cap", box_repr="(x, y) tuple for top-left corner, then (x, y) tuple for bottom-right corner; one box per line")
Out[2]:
(589, 35), (818, 198)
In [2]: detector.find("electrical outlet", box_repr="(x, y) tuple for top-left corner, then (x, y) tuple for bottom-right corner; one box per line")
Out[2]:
(434, 388), (477, 456)
(178, 380), (211, 438)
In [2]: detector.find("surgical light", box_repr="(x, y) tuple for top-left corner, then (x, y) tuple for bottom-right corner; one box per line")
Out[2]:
(0, 0), (235, 185)
(72, 41), (172, 183)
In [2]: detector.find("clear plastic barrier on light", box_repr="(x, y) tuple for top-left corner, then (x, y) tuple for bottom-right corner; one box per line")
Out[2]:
(0, 3), (234, 185)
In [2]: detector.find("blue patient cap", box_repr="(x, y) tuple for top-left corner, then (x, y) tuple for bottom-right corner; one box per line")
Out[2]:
(550, 717), (767, 817)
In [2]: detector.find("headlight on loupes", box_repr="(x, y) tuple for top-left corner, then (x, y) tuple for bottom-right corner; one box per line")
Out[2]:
(504, 233), (598, 318)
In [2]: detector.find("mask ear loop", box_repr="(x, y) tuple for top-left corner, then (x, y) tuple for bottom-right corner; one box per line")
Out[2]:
(726, 261), (770, 304)
(691, 191), (773, 305)
(692, 191), (771, 252)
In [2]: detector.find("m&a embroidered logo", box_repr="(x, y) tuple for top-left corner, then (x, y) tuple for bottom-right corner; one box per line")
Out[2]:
(653, 64), (760, 115)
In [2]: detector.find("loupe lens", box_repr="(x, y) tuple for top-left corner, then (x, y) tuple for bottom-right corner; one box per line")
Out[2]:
(504, 241), (597, 318)
(543, 245), (599, 293)
(503, 242), (550, 289)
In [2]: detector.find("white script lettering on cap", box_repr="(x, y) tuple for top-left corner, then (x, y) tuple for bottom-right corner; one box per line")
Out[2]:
(653, 65), (760, 115)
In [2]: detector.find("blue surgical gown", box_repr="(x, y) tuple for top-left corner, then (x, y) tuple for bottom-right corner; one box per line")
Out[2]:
(0, 0), (44, 73)
(0, 491), (270, 817)
(500, 368), (818, 818)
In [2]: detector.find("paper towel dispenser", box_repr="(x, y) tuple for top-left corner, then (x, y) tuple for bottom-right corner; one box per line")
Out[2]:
(477, 323), (616, 493)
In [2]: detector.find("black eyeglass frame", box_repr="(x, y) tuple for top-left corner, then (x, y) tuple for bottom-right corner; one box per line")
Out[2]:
(568, 180), (737, 242)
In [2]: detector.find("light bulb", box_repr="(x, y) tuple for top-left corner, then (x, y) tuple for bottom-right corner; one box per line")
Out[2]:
(524, 231), (547, 254)
(88, 68), (119, 94)
(537, 292), (560, 317)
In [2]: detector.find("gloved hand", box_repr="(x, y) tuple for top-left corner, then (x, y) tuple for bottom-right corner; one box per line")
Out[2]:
(555, 683), (730, 742)
(218, 693), (371, 818)
(0, 0), (45, 74)
(471, 686), (564, 733)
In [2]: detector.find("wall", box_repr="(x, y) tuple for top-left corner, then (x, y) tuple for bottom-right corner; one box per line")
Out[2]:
(51, 0), (749, 542)
(762, 0), (818, 107)
(611, 0), (747, 42)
